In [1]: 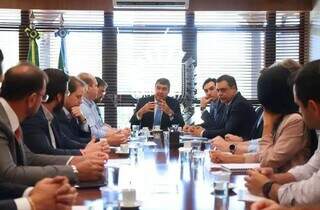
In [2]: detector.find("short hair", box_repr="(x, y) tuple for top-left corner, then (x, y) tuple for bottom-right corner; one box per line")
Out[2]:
(217, 75), (237, 90)
(295, 59), (320, 106)
(44, 68), (69, 103)
(0, 62), (48, 101)
(68, 76), (86, 94)
(202, 78), (216, 89)
(0, 49), (3, 76)
(78, 73), (96, 86)
(95, 76), (108, 88)
(258, 62), (299, 114)
(155, 78), (170, 89)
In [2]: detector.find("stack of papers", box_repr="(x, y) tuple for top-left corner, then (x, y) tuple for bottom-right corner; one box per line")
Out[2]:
(237, 189), (265, 202)
(220, 163), (260, 173)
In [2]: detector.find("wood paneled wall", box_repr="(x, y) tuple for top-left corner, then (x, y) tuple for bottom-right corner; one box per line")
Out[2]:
(0, 0), (314, 11)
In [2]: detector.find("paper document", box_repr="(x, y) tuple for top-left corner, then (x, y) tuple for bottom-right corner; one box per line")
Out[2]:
(220, 163), (260, 173)
(237, 189), (265, 202)
(72, 206), (88, 210)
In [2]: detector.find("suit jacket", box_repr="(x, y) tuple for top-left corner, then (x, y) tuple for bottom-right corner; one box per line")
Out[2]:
(247, 106), (264, 140)
(21, 106), (84, 156)
(0, 103), (76, 186)
(203, 92), (256, 139)
(0, 182), (27, 210)
(0, 200), (16, 210)
(54, 109), (91, 144)
(200, 100), (226, 130)
(0, 182), (27, 200)
(130, 96), (185, 130)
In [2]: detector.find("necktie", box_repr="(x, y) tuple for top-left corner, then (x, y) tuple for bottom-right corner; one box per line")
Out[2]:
(153, 105), (162, 127)
(14, 126), (23, 142)
(209, 102), (217, 119)
(48, 121), (57, 148)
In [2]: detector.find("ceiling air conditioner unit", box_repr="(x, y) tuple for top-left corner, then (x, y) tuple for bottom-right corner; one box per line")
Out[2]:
(113, 0), (189, 10)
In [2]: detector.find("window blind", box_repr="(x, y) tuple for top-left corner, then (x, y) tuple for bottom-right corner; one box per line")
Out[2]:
(0, 9), (20, 71)
(114, 11), (185, 96)
(22, 10), (104, 76)
(195, 11), (266, 100)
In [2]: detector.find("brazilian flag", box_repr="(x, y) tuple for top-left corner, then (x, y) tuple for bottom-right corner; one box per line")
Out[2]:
(25, 27), (40, 67)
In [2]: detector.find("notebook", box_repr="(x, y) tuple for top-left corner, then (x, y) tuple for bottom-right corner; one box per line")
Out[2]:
(220, 163), (260, 173)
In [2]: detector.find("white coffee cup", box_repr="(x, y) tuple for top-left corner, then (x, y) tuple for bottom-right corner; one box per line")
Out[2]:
(122, 188), (136, 206)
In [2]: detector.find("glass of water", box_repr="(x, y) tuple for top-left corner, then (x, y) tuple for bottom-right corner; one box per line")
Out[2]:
(211, 170), (231, 198)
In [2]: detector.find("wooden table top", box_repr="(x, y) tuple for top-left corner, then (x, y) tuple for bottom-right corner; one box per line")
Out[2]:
(76, 147), (252, 210)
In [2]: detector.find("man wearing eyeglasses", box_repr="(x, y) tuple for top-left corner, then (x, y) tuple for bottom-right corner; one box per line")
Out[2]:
(22, 68), (109, 157)
(190, 75), (256, 139)
(0, 63), (105, 186)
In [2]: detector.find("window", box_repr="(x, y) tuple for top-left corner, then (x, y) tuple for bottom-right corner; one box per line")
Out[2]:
(115, 11), (185, 96)
(114, 11), (185, 127)
(0, 9), (20, 72)
(195, 11), (266, 100)
(275, 12), (301, 62)
(32, 10), (104, 76)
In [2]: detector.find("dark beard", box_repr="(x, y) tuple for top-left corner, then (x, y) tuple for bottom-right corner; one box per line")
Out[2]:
(53, 98), (65, 112)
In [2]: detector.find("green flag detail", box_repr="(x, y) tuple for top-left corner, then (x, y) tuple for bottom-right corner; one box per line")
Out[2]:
(27, 39), (39, 67)
(25, 26), (40, 67)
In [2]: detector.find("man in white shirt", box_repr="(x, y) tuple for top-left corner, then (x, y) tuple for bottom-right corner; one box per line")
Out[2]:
(79, 72), (130, 146)
(245, 59), (320, 206)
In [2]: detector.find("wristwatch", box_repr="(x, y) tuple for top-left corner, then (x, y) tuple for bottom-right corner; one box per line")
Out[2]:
(262, 181), (275, 198)
(229, 144), (236, 154)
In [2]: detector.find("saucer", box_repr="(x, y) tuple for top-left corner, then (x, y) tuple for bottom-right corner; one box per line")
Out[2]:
(120, 200), (142, 208)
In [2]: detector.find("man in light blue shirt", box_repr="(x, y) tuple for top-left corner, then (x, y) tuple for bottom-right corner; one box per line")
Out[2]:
(79, 73), (130, 145)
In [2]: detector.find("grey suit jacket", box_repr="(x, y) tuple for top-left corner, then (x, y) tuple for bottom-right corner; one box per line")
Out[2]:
(0, 103), (77, 186)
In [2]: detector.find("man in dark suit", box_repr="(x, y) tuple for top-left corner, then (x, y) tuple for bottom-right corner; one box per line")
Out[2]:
(55, 76), (91, 144)
(185, 77), (226, 130)
(191, 75), (256, 139)
(0, 63), (105, 185)
(0, 177), (77, 210)
(22, 68), (108, 156)
(130, 78), (185, 130)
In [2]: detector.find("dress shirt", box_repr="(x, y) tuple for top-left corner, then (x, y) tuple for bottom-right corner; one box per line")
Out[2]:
(42, 105), (57, 149)
(80, 97), (108, 138)
(62, 107), (89, 132)
(277, 133), (320, 205)
(14, 187), (33, 210)
(0, 98), (19, 132)
(247, 138), (260, 153)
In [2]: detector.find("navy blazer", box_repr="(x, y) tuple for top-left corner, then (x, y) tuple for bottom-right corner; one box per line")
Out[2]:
(21, 106), (84, 156)
(0, 200), (16, 210)
(200, 100), (226, 130)
(203, 92), (256, 139)
(54, 109), (91, 144)
(130, 95), (185, 130)
(0, 182), (27, 210)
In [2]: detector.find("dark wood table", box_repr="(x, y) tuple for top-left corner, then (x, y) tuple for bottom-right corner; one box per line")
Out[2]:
(76, 147), (252, 210)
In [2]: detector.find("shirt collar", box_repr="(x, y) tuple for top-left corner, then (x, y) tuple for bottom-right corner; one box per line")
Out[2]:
(41, 104), (54, 122)
(83, 97), (95, 107)
(62, 107), (72, 119)
(0, 97), (20, 132)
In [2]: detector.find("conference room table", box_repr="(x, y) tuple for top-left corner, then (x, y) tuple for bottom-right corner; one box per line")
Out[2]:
(76, 144), (253, 210)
